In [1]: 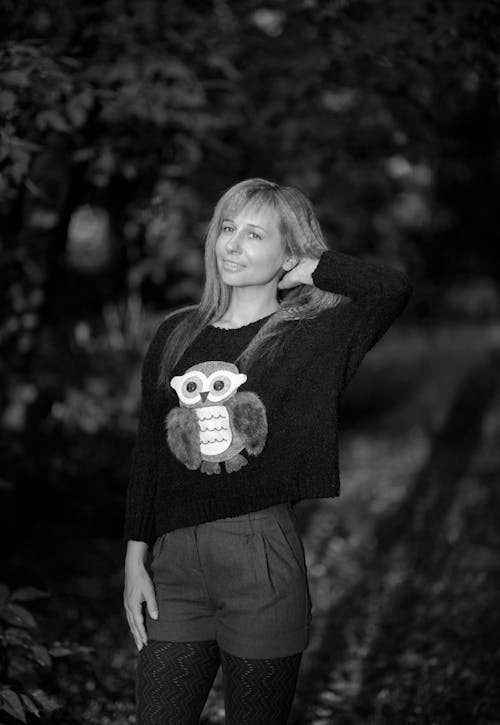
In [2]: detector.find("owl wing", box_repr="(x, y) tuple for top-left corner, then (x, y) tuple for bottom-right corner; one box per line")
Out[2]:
(166, 407), (202, 470)
(230, 391), (268, 456)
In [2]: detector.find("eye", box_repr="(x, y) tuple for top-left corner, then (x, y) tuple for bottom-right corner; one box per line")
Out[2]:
(213, 379), (225, 391)
(186, 381), (198, 393)
(222, 224), (234, 233)
(249, 231), (262, 240)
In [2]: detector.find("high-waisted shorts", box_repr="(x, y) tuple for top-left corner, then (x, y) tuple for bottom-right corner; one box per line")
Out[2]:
(145, 503), (312, 659)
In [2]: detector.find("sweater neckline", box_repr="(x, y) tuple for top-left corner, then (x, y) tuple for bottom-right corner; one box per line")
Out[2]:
(208, 311), (276, 332)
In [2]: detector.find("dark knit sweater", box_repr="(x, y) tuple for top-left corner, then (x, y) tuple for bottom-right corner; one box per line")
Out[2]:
(124, 248), (412, 545)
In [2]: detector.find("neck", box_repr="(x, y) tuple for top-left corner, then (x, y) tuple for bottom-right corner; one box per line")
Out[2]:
(223, 285), (281, 326)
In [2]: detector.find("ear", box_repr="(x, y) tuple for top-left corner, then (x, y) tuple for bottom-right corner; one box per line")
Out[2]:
(282, 254), (299, 271)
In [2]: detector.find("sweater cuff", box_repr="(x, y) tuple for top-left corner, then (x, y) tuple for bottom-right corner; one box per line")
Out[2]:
(123, 518), (156, 547)
(311, 248), (412, 300)
(311, 250), (337, 292)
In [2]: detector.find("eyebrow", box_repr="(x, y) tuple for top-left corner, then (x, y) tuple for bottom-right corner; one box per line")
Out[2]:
(223, 218), (266, 233)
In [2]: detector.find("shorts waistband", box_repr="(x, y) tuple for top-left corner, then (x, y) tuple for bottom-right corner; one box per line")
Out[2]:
(198, 503), (296, 535)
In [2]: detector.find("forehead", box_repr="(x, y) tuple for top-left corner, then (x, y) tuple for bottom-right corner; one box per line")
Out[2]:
(223, 201), (281, 230)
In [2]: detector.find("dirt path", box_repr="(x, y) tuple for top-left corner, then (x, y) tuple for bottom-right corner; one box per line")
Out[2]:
(287, 348), (500, 725)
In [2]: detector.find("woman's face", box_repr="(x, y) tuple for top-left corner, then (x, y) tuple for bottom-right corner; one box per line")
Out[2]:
(214, 203), (289, 288)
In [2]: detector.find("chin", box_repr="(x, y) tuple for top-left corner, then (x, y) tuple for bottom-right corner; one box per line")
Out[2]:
(218, 262), (248, 282)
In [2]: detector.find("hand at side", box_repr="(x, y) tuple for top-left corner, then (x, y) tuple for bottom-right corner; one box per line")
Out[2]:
(124, 541), (159, 650)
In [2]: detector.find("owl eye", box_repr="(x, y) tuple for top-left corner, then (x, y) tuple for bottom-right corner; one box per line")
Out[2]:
(186, 381), (198, 393)
(213, 379), (225, 391)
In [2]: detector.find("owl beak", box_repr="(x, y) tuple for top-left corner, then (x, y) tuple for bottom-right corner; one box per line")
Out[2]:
(200, 391), (209, 402)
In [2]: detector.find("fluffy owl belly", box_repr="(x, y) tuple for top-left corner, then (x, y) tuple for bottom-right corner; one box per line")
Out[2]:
(196, 405), (233, 457)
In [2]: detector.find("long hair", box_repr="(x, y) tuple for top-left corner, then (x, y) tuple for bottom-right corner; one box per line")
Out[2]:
(157, 178), (345, 391)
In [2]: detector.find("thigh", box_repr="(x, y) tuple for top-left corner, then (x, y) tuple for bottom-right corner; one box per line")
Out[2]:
(220, 647), (302, 725)
(136, 639), (220, 725)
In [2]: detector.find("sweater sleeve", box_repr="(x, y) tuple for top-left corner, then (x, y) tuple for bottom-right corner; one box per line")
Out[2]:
(123, 322), (168, 546)
(311, 248), (413, 390)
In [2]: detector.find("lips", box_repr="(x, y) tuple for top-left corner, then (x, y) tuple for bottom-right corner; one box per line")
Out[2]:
(222, 259), (245, 269)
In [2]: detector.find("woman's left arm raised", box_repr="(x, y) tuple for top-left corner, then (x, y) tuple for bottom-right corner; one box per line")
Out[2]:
(278, 248), (413, 389)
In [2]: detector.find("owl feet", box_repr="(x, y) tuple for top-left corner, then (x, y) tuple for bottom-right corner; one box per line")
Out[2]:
(199, 454), (249, 475)
(200, 461), (221, 475)
(224, 453), (248, 473)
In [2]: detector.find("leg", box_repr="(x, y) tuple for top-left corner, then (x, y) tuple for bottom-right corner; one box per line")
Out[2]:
(135, 639), (220, 725)
(220, 648), (302, 725)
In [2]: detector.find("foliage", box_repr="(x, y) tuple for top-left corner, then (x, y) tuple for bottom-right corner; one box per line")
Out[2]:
(1, 3), (500, 717)
(1, 294), (166, 540)
(0, 1), (499, 379)
(0, 583), (92, 723)
(0, 11), (243, 204)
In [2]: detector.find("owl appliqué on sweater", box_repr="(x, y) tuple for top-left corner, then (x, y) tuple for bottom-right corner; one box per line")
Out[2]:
(166, 361), (268, 475)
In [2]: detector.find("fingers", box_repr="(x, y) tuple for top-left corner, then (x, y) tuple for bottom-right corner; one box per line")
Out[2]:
(124, 600), (146, 651)
(134, 602), (149, 650)
(279, 257), (318, 288)
(145, 591), (159, 621)
(277, 272), (292, 289)
(278, 271), (300, 290)
(278, 260), (308, 289)
(123, 573), (160, 652)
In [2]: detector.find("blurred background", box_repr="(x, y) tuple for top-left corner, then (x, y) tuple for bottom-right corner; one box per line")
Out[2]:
(1, 1), (500, 723)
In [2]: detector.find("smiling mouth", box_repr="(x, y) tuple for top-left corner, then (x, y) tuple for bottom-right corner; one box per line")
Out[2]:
(222, 259), (245, 270)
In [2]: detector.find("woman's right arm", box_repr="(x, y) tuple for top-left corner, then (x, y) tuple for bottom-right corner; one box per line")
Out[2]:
(123, 324), (167, 545)
(123, 321), (168, 649)
(124, 540), (158, 651)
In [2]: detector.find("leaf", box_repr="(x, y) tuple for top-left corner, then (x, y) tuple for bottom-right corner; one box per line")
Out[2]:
(20, 694), (40, 718)
(29, 689), (61, 713)
(1, 602), (37, 629)
(48, 646), (73, 657)
(35, 110), (71, 132)
(72, 147), (94, 163)
(0, 689), (26, 722)
(74, 645), (96, 655)
(66, 97), (88, 127)
(31, 644), (52, 668)
(4, 627), (33, 646)
(11, 586), (50, 602)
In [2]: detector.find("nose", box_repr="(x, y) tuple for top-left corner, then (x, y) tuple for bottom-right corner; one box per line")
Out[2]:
(225, 229), (243, 254)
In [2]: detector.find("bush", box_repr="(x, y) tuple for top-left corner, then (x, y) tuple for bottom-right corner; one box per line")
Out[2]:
(0, 583), (92, 723)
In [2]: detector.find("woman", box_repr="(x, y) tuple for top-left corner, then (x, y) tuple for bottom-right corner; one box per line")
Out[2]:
(123, 178), (412, 724)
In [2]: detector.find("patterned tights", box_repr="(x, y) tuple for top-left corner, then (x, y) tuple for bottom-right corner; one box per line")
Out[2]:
(136, 640), (301, 724)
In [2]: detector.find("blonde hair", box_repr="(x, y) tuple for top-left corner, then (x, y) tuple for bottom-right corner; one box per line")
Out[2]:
(158, 178), (345, 391)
